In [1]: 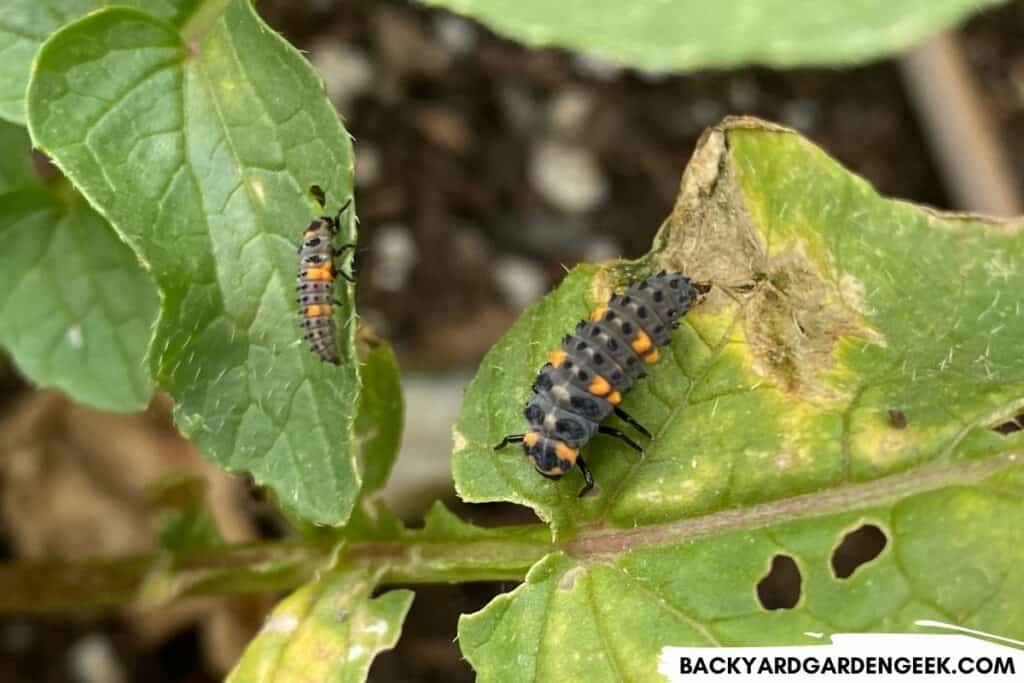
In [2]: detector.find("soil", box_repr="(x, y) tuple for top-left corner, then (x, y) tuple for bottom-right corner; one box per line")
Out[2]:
(1, 0), (1021, 681)
(262, 0), (954, 369)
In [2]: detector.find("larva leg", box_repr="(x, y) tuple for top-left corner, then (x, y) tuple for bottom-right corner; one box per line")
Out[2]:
(597, 425), (643, 453)
(576, 456), (595, 497)
(613, 406), (652, 438)
(494, 434), (526, 450)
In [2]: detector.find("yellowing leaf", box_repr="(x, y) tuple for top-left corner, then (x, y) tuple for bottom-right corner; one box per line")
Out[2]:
(228, 565), (413, 683)
(455, 118), (1024, 680)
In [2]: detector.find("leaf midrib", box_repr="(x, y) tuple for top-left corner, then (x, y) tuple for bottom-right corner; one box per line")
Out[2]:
(566, 452), (1018, 557)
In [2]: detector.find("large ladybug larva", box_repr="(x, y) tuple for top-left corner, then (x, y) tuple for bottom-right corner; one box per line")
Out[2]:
(297, 185), (354, 365)
(495, 271), (698, 495)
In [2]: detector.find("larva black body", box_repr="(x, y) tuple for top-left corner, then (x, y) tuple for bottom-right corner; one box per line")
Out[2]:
(297, 185), (354, 365)
(495, 271), (698, 495)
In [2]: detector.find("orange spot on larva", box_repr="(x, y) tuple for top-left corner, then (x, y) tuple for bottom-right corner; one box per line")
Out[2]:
(548, 350), (568, 367)
(588, 375), (611, 396)
(554, 441), (578, 463)
(631, 331), (652, 354)
(304, 266), (334, 282)
(305, 304), (333, 318)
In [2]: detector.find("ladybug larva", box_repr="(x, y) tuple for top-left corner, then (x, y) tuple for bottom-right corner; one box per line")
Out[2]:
(297, 184), (354, 365)
(495, 271), (698, 495)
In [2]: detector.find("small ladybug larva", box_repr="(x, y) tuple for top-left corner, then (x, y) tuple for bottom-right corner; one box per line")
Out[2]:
(495, 271), (698, 496)
(296, 184), (354, 365)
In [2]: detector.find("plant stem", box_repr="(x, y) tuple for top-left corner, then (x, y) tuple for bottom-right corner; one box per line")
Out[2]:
(356, 538), (550, 585)
(2, 453), (1015, 614)
(0, 535), (550, 614)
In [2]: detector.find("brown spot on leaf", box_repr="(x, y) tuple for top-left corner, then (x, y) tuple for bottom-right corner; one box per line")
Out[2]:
(888, 409), (908, 429)
(746, 248), (882, 399)
(651, 118), (885, 401)
(919, 206), (1023, 237)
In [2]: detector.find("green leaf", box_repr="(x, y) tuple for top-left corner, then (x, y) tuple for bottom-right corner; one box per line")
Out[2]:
(27, 2), (362, 524)
(227, 565), (413, 683)
(420, 0), (1004, 70)
(0, 0), (89, 125)
(296, 340), (405, 539)
(0, 185), (157, 411)
(336, 340), (406, 540)
(0, 121), (35, 191)
(0, 0), (197, 125)
(355, 341), (404, 494)
(461, 468), (1024, 681)
(455, 118), (1024, 677)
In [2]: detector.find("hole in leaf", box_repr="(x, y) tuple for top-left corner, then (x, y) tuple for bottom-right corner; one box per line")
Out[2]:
(992, 413), (1024, 435)
(440, 498), (543, 528)
(831, 524), (888, 579)
(370, 581), (492, 681)
(756, 554), (801, 610)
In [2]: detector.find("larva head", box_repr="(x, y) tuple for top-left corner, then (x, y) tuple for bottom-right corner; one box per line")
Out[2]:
(304, 217), (335, 239)
(521, 432), (578, 479)
(299, 217), (336, 263)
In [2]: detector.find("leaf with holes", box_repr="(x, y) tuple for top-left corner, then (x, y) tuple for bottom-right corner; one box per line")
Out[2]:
(227, 564), (413, 683)
(27, 1), (361, 524)
(420, 0), (1003, 71)
(454, 117), (1024, 680)
(0, 185), (157, 411)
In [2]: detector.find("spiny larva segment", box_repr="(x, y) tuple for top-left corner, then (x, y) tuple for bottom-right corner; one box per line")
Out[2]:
(297, 185), (354, 365)
(495, 271), (698, 496)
